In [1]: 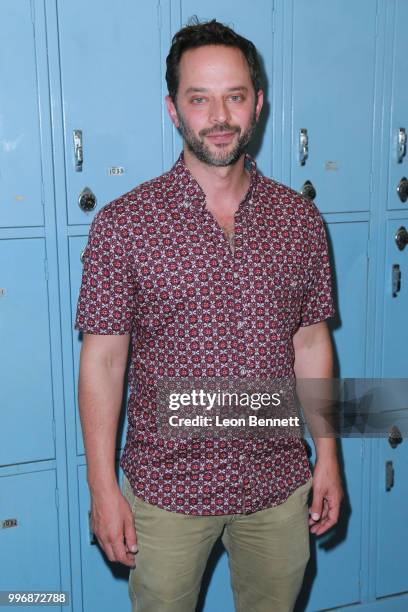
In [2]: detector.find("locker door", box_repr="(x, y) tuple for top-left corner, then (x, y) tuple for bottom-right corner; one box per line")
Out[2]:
(382, 0), (408, 376)
(376, 436), (408, 598)
(329, 222), (370, 378)
(386, 0), (408, 213)
(57, 0), (164, 227)
(0, 239), (55, 465)
(382, 219), (408, 378)
(290, 0), (377, 213)
(0, 1), (44, 227)
(0, 471), (61, 608)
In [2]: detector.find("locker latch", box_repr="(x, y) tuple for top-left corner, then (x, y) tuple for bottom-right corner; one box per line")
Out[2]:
(397, 128), (407, 163)
(385, 460), (394, 492)
(299, 128), (309, 165)
(73, 130), (83, 172)
(392, 264), (401, 297)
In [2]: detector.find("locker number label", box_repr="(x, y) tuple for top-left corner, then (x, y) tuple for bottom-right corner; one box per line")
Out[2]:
(108, 166), (124, 175)
(1, 518), (17, 529)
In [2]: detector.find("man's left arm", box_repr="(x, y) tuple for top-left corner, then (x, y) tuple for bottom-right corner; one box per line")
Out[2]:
(293, 320), (344, 535)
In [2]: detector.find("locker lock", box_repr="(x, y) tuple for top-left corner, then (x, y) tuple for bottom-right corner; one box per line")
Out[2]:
(397, 177), (408, 203)
(395, 226), (408, 251)
(388, 425), (403, 449)
(301, 180), (317, 201)
(78, 187), (97, 212)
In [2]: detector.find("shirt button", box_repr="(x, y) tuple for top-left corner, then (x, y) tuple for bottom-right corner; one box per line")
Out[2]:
(240, 368), (246, 376)
(237, 321), (244, 329)
(239, 454), (245, 461)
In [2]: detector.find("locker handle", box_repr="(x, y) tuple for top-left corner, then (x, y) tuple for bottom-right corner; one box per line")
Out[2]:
(299, 128), (308, 166)
(73, 130), (83, 172)
(392, 264), (401, 297)
(397, 128), (407, 163)
(385, 460), (394, 492)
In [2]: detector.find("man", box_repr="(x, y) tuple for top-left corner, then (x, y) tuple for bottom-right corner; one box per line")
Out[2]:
(75, 19), (343, 612)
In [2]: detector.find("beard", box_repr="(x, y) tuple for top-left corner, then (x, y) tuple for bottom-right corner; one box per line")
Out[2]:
(175, 104), (258, 167)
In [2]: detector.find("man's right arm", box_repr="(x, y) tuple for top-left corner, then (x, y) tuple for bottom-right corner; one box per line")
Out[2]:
(78, 333), (137, 567)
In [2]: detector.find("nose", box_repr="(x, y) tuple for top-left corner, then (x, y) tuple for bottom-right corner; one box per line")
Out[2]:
(209, 97), (231, 125)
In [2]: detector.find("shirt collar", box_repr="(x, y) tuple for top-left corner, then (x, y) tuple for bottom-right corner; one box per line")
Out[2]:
(169, 150), (258, 210)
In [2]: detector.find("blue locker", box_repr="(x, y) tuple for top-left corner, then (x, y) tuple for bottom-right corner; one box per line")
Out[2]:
(290, 0), (378, 214)
(0, 0), (44, 227)
(56, 0), (164, 227)
(0, 238), (55, 465)
(386, 0), (408, 213)
(0, 471), (61, 607)
(0, 1), (71, 608)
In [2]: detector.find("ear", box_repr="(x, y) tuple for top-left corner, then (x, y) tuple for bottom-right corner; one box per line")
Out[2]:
(255, 89), (264, 122)
(165, 95), (180, 128)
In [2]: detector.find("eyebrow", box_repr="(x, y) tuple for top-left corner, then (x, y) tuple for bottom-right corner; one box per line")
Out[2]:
(184, 86), (249, 94)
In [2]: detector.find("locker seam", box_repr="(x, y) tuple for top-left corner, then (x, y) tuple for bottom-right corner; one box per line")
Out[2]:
(30, 0), (35, 25)
(157, 1), (162, 31)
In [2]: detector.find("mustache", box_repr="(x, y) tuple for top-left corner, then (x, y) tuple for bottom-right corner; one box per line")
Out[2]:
(199, 124), (241, 137)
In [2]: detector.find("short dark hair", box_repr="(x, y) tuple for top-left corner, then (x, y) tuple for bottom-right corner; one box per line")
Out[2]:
(165, 18), (262, 103)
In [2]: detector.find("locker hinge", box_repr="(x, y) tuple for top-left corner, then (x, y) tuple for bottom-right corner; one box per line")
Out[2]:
(44, 258), (49, 281)
(55, 487), (59, 510)
(157, 2), (162, 31)
(272, 5), (275, 33)
(52, 418), (56, 443)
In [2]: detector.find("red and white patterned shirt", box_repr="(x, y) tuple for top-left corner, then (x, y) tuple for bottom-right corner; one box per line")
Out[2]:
(75, 152), (335, 515)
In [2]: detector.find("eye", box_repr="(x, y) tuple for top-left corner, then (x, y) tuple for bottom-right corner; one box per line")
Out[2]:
(229, 95), (244, 102)
(191, 97), (206, 104)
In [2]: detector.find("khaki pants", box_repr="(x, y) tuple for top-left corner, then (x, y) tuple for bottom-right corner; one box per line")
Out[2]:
(122, 475), (312, 612)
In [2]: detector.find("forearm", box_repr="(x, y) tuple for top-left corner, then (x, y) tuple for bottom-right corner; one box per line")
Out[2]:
(78, 342), (127, 495)
(294, 323), (337, 461)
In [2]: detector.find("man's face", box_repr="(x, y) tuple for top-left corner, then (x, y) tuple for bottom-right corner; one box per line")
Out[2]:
(166, 45), (263, 167)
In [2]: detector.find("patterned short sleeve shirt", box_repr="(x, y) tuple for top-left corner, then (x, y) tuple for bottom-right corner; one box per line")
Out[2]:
(75, 152), (335, 515)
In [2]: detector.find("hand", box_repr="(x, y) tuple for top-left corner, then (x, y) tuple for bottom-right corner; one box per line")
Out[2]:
(90, 486), (138, 567)
(309, 456), (344, 536)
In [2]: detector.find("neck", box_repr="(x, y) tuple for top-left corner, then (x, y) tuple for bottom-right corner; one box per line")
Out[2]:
(183, 146), (250, 210)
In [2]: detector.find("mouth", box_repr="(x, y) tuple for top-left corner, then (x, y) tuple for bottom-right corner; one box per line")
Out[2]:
(205, 131), (236, 144)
